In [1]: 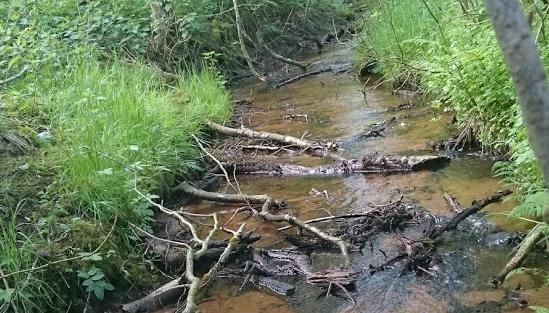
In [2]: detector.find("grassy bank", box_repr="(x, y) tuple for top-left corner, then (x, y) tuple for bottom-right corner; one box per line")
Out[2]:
(0, 61), (231, 312)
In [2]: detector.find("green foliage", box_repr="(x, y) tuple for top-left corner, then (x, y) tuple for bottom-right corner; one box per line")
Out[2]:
(530, 307), (549, 313)
(0, 206), (64, 312)
(77, 267), (114, 300)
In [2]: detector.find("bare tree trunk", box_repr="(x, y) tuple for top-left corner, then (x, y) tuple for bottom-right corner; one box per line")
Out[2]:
(232, 0), (265, 81)
(484, 1), (549, 211)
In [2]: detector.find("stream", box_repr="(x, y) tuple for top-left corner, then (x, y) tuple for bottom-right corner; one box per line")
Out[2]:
(155, 46), (548, 313)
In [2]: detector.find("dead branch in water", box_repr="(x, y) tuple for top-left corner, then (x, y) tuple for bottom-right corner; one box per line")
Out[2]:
(175, 181), (285, 207)
(359, 117), (397, 138)
(259, 197), (351, 267)
(208, 121), (340, 158)
(369, 190), (512, 276)
(208, 121), (316, 149)
(274, 68), (331, 89)
(490, 226), (544, 288)
(429, 189), (512, 239)
(174, 182), (351, 267)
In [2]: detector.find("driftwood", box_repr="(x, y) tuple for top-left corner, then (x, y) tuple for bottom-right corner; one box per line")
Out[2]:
(359, 117), (396, 138)
(226, 155), (450, 176)
(490, 226), (544, 288)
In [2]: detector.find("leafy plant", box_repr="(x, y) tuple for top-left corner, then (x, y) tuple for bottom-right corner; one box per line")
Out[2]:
(77, 267), (114, 300)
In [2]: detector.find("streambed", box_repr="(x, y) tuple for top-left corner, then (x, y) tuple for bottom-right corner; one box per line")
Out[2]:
(155, 46), (549, 313)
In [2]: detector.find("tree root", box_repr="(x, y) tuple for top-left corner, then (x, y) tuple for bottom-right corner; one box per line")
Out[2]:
(490, 226), (544, 288)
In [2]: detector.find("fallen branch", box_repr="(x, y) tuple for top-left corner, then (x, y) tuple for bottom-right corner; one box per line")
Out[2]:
(429, 189), (512, 239)
(208, 121), (316, 149)
(121, 279), (187, 313)
(490, 226), (544, 288)
(175, 181), (284, 207)
(259, 198), (350, 267)
(274, 68), (331, 89)
(359, 117), (396, 138)
(256, 31), (308, 70)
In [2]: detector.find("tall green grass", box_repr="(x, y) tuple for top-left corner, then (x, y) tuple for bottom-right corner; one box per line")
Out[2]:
(0, 60), (231, 312)
(40, 61), (230, 224)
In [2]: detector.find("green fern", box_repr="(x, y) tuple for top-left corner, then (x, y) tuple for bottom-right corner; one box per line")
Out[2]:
(509, 191), (549, 219)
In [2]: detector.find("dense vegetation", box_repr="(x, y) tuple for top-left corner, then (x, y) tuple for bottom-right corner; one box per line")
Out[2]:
(0, 0), (349, 312)
(358, 0), (549, 303)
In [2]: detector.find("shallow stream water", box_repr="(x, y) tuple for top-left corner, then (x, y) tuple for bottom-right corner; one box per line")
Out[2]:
(159, 47), (548, 313)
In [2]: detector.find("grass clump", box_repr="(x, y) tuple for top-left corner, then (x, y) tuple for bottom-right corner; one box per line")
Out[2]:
(0, 60), (231, 312)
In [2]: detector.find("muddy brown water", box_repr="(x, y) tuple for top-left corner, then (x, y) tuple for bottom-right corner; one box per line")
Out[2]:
(162, 47), (548, 313)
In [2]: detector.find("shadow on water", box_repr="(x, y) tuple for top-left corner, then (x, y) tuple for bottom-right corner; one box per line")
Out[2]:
(174, 47), (549, 313)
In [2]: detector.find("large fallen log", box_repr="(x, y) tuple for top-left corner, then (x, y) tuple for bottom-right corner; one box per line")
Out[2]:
(226, 154), (450, 176)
